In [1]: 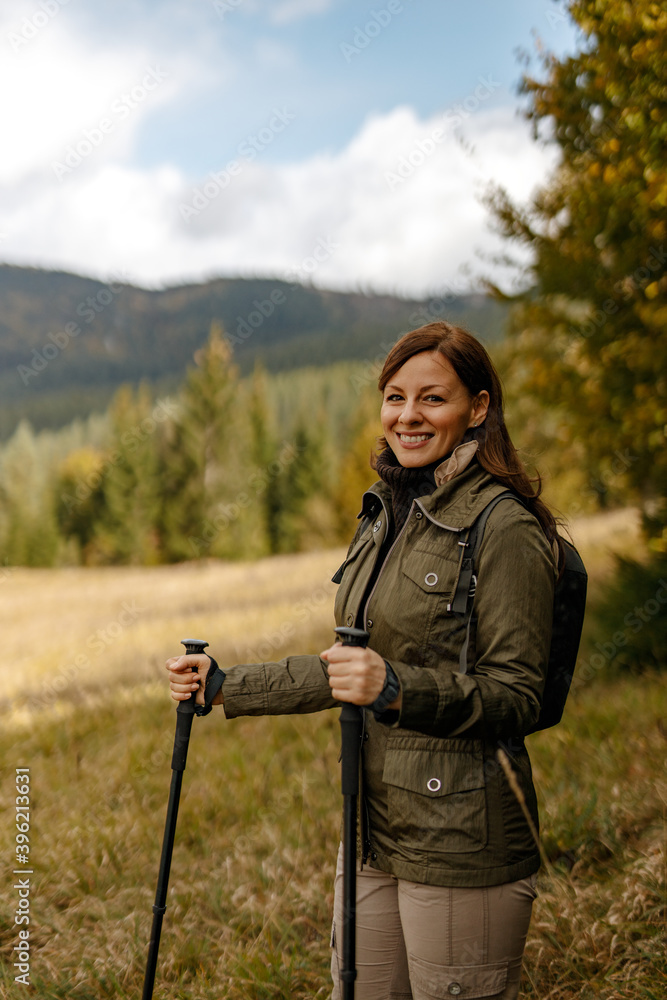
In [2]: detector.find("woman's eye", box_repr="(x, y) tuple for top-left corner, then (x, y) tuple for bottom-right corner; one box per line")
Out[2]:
(385, 393), (403, 402)
(424, 395), (445, 403)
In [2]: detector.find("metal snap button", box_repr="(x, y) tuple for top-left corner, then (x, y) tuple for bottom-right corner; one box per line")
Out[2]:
(427, 777), (441, 792)
(373, 520), (382, 532)
(424, 572), (438, 586)
(366, 619), (373, 628)
(346, 614), (353, 625)
(448, 984), (462, 996)
(415, 511), (423, 519)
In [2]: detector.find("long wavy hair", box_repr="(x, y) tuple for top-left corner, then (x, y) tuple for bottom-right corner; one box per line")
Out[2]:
(373, 321), (562, 555)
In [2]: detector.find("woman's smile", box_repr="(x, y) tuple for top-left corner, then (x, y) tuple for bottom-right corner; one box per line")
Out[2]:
(396, 432), (433, 445)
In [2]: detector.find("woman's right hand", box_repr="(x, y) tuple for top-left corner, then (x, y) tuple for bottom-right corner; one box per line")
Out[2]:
(165, 653), (224, 708)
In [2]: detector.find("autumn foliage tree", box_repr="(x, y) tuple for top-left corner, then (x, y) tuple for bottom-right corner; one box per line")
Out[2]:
(487, 0), (667, 549)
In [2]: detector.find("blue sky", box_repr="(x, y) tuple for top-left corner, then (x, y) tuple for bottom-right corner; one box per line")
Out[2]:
(0, 0), (579, 296)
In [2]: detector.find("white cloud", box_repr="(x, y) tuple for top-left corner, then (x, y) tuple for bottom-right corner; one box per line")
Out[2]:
(1, 97), (556, 296)
(0, 13), (182, 185)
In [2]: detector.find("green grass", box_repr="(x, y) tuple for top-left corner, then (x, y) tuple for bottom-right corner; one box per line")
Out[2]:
(1, 672), (664, 999)
(524, 673), (667, 999)
(1, 699), (341, 999)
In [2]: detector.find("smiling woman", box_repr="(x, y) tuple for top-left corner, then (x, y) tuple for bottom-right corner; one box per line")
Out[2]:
(372, 322), (560, 547)
(167, 320), (561, 999)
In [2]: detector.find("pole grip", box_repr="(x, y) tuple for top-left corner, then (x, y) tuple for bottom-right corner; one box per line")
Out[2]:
(334, 627), (369, 795)
(176, 637), (209, 716)
(334, 626), (370, 648)
(172, 639), (209, 769)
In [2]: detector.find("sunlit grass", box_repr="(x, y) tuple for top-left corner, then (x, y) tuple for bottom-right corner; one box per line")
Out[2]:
(1, 547), (345, 711)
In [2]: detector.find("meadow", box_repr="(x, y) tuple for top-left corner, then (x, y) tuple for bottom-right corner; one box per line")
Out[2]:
(0, 508), (664, 999)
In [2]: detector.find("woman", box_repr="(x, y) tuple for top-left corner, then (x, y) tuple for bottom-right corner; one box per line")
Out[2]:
(167, 322), (558, 999)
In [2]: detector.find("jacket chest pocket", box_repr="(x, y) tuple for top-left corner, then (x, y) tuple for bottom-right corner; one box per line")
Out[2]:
(382, 745), (488, 855)
(392, 550), (461, 654)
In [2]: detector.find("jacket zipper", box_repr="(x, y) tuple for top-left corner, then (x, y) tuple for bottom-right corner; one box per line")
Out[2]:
(359, 495), (426, 864)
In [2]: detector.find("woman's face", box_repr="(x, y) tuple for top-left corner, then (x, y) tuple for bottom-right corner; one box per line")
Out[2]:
(381, 350), (489, 468)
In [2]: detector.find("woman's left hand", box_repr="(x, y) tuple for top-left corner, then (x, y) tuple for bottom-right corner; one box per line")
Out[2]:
(320, 642), (389, 705)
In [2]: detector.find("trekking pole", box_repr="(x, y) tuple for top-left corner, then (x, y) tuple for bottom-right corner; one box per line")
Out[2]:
(142, 639), (214, 1000)
(333, 626), (369, 1000)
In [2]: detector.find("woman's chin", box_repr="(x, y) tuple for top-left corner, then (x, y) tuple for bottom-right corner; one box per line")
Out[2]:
(395, 449), (436, 468)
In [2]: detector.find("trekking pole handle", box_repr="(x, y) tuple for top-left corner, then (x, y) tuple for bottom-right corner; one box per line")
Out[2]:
(334, 627), (369, 797)
(178, 638), (209, 718)
(333, 626), (370, 725)
(334, 627), (370, 648)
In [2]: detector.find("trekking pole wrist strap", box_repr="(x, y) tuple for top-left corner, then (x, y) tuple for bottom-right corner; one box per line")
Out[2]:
(195, 656), (226, 717)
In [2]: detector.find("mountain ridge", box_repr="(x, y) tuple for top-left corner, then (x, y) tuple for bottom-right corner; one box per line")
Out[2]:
(0, 264), (508, 437)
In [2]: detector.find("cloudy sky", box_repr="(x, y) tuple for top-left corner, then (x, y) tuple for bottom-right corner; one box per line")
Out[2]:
(0, 0), (579, 297)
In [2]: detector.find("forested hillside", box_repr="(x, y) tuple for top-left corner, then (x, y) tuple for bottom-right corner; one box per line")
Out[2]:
(0, 265), (507, 437)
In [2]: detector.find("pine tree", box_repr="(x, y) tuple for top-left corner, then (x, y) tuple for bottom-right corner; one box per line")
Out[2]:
(0, 421), (59, 566)
(160, 322), (240, 561)
(95, 384), (162, 564)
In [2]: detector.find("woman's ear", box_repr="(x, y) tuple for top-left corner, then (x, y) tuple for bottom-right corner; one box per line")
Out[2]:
(470, 390), (490, 428)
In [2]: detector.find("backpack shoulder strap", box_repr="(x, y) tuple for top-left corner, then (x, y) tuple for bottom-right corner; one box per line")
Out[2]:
(450, 492), (519, 615)
(453, 491), (521, 674)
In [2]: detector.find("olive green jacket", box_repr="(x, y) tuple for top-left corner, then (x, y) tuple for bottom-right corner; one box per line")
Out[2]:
(221, 458), (556, 887)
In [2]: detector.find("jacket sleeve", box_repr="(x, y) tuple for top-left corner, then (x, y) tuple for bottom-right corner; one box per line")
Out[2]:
(388, 506), (556, 739)
(221, 654), (337, 719)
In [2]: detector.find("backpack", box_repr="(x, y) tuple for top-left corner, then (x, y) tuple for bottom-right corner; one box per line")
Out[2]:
(451, 492), (588, 734)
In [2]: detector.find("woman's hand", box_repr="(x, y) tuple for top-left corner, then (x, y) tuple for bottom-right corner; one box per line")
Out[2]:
(321, 642), (399, 708)
(165, 653), (223, 708)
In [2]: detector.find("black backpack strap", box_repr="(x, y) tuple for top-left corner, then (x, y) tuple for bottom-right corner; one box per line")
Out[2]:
(452, 492), (520, 674)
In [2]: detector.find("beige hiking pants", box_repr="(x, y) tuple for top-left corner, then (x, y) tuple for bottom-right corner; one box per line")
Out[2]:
(331, 846), (537, 1000)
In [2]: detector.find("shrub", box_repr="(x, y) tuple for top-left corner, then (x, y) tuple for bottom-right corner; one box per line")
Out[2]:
(588, 555), (667, 673)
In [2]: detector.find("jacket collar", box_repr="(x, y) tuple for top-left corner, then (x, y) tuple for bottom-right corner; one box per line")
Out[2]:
(360, 451), (509, 532)
(434, 439), (479, 486)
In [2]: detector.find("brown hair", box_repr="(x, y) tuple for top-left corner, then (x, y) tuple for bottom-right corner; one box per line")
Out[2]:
(374, 321), (562, 553)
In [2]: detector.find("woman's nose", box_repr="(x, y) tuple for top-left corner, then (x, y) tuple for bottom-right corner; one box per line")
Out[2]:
(398, 397), (421, 423)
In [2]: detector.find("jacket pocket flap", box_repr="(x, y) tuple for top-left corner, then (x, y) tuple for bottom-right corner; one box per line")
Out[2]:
(401, 551), (456, 596)
(382, 746), (485, 797)
(410, 956), (508, 998)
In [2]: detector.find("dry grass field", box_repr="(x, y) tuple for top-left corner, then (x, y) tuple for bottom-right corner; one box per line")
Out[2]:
(0, 507), (665, 999)
(1, 546), (346, 719)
